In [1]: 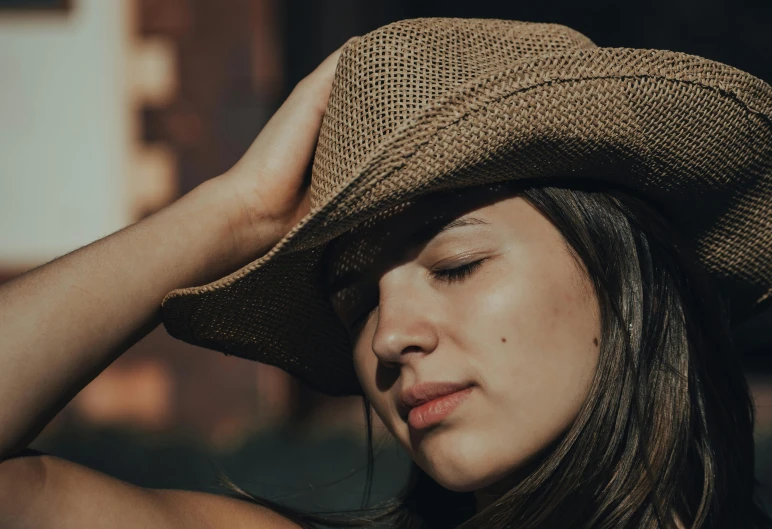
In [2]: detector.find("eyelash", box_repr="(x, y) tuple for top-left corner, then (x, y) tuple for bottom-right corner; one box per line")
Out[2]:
(349, 259), (486, 330)
(430, 259), (486, 284)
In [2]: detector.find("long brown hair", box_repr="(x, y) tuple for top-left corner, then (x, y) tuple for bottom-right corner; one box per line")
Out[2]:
(218, 181), (770, 528)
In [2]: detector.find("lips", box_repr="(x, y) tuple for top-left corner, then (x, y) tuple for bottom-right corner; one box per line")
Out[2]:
(399, 380), (474, 421)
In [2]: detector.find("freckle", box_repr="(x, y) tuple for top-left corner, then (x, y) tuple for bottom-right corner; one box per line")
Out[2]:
(593, 337), (599, 346)
(501, 337), (506, 343)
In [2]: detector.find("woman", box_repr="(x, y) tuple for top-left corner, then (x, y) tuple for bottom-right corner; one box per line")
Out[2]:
(0, 17), (770, 529)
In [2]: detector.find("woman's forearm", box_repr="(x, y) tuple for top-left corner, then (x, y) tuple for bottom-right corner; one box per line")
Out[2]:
(0, 177), (263, 459)
(0, 37), (348, 461)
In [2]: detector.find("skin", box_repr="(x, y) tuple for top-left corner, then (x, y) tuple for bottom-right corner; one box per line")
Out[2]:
(0, 39), (355, 529)
(325, 188), (602, 512)
(0, 32), (600, 525)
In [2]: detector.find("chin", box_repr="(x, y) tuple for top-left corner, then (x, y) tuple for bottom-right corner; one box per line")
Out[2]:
(413, 428), (531, 493)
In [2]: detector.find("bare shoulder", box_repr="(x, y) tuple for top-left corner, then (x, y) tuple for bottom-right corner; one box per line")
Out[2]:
(155, 488), (302, 529)
(0, 453), (301, 529)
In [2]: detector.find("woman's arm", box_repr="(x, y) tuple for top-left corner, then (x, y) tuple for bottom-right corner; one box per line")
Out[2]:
(0, 38), (352, 529)
(0, 453), (302, 529)
(0, 177), (257, 458)
(0, 39), (351, 461)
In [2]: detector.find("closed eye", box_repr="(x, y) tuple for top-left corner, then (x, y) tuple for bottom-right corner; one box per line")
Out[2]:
(430, 258), (486, 284)
(347, 259), (487, 333)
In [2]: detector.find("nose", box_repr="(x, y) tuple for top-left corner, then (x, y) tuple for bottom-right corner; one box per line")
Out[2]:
(370, 283), (439, 367)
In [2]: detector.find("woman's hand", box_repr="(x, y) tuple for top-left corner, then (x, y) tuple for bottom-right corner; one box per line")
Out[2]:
(0, 39), (356, 529)
(0, 38), (355, 461)
(213, 38), (355, 261)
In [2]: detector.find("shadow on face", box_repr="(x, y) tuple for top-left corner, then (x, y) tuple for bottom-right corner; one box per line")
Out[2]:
(323, 183), (601, 494)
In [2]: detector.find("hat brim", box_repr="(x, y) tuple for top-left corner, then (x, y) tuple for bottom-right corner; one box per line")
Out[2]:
(162, 47), (772, 396)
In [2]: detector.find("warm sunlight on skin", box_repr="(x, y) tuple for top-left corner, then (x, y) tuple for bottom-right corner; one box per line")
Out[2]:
(324, 187), (601, 512)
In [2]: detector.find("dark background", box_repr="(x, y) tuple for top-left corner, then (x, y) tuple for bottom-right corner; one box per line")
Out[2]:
(2, 0), (770, 517)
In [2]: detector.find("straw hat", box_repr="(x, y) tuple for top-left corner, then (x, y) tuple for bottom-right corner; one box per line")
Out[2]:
(161, 17), (772, 396)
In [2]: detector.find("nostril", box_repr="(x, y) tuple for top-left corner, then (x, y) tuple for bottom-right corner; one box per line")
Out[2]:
(401, 345), (425, 355)
(380, 359), (400, 370)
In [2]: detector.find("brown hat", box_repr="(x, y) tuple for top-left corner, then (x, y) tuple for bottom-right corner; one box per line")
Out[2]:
(161, 17), (772, 397)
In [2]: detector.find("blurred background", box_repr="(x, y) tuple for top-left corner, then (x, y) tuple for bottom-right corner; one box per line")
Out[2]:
(1, 0), (771, 515)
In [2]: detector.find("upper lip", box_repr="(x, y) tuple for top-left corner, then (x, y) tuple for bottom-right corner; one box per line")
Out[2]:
(398, 381), (473, 419)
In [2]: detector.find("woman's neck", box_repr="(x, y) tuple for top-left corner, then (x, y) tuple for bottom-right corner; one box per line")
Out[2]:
(473, 474), (521, 513)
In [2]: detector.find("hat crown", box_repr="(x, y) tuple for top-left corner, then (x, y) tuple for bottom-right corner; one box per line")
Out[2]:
(163, 17), (772, 396)
(309, 18), (596, 209)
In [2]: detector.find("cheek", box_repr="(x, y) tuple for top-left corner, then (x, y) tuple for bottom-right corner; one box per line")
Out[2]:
(353, 343), (375, 399)
(352, 342), (396, 428)
(459, 252), (600, 445)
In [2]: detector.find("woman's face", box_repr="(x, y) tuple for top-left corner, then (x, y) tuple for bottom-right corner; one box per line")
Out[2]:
(325, 188), (601, 498)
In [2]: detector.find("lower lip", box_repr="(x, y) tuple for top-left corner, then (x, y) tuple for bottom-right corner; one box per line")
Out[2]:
(407, 386), (474, 430)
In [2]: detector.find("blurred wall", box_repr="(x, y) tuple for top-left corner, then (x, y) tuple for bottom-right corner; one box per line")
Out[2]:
(0, 0), (364, 452)
(0, 1), (132, 268)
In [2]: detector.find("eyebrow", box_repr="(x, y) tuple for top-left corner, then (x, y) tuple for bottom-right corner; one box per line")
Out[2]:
(416, 215), (490, 241)
(326, 215), (490, 296)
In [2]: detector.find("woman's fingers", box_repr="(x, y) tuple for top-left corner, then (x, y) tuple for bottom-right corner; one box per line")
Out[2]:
(222, 38), (357, 241)
(235, 38), (352, 180)
(297, 37), (355, 114)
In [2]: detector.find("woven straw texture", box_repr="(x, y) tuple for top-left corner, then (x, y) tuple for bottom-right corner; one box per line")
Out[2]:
(162, 18), (772, 396)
